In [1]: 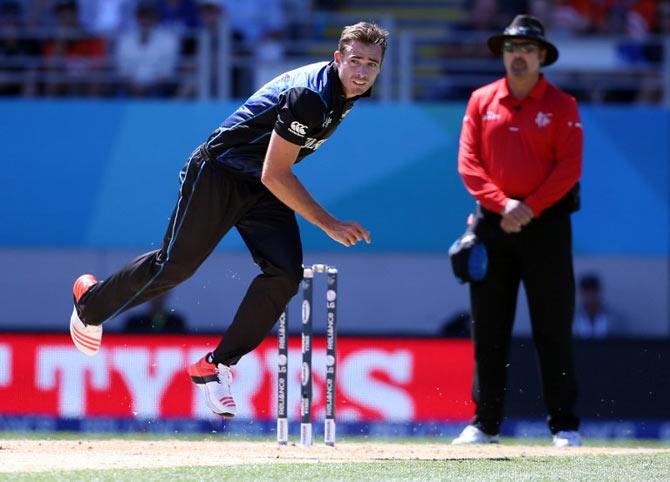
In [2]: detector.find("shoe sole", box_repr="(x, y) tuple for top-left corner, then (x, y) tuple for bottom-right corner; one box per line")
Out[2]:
(194, 383), (236, 418)
(69, 307), (102, 356)
(553, 442), (582, 447)
(451, 440), (499, 445)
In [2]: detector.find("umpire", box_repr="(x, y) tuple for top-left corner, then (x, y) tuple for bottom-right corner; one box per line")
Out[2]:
(452, 15), (583, 447)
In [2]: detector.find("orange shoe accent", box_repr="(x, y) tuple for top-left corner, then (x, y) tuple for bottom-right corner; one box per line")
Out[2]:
(188, 355), (220, 384)
(71, 325), (100, 351)
(69, 304), (103, 356)
(73, 274), (98, 303)
(69, 273), (102, 356)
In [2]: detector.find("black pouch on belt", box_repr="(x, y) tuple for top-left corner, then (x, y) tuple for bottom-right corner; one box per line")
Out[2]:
(448, 208), (488, 284)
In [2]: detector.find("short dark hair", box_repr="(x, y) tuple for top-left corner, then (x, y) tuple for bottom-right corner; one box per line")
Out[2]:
(338, 22), (389, 59)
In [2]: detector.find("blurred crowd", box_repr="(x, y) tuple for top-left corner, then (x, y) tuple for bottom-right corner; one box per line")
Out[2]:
(0, 0), (323, 98)
(443, 0), (670, 103)
(1, 0), (668, 101)
(465, 0), (668, 37)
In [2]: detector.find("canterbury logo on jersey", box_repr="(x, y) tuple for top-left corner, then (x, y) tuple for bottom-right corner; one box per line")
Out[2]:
(289, 121), (308, 137)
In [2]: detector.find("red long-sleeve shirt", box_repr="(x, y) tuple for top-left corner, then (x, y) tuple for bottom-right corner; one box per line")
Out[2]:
(457, 75), (583, 216)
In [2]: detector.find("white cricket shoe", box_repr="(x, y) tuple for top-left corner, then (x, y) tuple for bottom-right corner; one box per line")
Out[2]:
(552, 431), (582, 447)
(188, 355), (237, 418)
(451, 425), (500, 445)
(69, 274), (102, 356)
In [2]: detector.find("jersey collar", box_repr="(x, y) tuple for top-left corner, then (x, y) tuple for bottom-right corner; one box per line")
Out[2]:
(498, 74), (547, 102)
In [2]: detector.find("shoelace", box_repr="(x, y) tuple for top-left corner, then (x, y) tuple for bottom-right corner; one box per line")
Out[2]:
(216, 364), (233, 387)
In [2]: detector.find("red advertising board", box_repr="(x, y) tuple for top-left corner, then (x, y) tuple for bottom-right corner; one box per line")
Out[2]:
(0, 334), (474, 422)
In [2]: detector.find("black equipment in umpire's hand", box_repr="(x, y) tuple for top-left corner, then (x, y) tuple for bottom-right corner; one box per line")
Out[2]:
(449, 229), (488, 284)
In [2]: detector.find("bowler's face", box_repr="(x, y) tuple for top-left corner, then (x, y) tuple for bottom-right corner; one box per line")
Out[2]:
(503, 40), (546, 78)
(335, 41), (383, 99)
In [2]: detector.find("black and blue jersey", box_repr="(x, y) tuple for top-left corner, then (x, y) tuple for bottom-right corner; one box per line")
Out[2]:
(203, 61), (370, 178)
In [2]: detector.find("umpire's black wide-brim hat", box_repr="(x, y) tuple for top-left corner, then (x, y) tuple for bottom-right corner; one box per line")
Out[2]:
(487, 15), (559, 66)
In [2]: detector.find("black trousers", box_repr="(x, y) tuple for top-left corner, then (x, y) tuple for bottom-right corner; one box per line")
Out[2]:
(469, 208), (579, 435)
(76, 147), (303, 366)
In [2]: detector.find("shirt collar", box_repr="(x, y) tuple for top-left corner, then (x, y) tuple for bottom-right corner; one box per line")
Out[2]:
(497, 74), (547, 102)
(528, 74), (547, 99)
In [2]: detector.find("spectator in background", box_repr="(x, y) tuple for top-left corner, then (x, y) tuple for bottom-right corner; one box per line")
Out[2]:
(496, 0), (529, 28)
(573, 273), (612, 339)
(115, 1), (179, 97)
(637, 0), (670, 104)
(620, 0), (657, 38)
(158, 0), (200, 33)
(541, 0), (591, 34)
(77, 0), (136, 35)
(436, 0), (506, 100)
(220, 0), (286, 93)
(42, 0), (107, 96)
(25, 0), (58, 28)
(219, 0), (285, 51)
(564, 0), (657, 37)
(463, 0), (505, 33)
(648, 0), (670, 44)
(0, 0), (40, 96)
(26, 0), (134, 33)
(463, 0), (527, 32)
(284, 0), (314, 42)
(175, 0), (231, 99)
(655, 0), (670, 34)
(124, 293), (187, 333)
(197, 0), (224, 36)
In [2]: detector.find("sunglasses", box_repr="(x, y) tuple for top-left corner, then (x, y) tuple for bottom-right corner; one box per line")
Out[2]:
(502, 41), (539, 53)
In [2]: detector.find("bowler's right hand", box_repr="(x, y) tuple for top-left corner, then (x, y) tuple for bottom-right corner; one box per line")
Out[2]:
(323, 220), (371, 247)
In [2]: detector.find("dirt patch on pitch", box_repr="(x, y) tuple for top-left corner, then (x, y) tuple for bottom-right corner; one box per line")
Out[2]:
(1, 440), (669, 473)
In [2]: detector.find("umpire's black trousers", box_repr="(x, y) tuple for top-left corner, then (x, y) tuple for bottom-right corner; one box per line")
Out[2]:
(469, 206), (579, 435)
(76, 146), (303, 366)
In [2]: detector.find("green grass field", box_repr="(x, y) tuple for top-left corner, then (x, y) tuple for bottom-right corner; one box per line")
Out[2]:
(6, 456), (670, 482)
(1, 433), (668, 481)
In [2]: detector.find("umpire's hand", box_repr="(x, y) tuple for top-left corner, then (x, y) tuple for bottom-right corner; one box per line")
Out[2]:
(501, 199), (534, 233)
